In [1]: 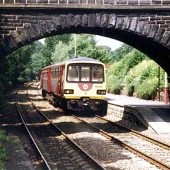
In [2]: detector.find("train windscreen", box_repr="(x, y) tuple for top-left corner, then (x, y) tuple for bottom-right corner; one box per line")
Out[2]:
(67, 64), (104, 83)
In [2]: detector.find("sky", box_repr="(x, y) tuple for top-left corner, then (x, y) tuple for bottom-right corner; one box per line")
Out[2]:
(95, 35), (123, 51)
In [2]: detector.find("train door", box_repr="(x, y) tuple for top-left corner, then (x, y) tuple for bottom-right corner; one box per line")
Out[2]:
(60, 65), (65, 96)
(56, 65), (64, 96)
(47, 68), (52, 92)
(40, 70), (44, 89)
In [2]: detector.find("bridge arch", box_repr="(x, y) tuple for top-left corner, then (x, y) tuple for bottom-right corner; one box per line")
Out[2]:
(1, 6), (170, 74)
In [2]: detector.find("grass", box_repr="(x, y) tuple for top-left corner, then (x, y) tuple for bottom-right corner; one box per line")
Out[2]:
(0, 130), (8, 169)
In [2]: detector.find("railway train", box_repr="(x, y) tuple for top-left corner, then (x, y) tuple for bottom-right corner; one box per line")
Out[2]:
(40, 57), (107, 115)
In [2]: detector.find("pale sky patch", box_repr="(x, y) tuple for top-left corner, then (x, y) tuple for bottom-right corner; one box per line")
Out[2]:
(95, 35), (123, 51)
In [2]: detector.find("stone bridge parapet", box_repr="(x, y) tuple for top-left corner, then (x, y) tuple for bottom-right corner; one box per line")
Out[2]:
(0, 0), (170, 8)
(0, 0), (169, 5)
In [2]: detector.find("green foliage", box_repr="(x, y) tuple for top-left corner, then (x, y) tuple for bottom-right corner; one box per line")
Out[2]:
(111, 44), (133, 62)
(124, 60), (165, 99)
(0, 79), (5, 104)
(107, 46), (165, 100)
(49, 34), (113, 64)
(0, 131), (8, 169)
(2, 43), (36, 88)
(135, 77), (158, 100)
(52, 41), (70, 63)
(0, 33), (114, 101)
(93, 46), (113, 63)
(107, 49), (147, 94)
(42, 34), (72, 65)
(0, 41), (44, 103)
(107, 74), (123, 94)
(1, 32), (165, 101)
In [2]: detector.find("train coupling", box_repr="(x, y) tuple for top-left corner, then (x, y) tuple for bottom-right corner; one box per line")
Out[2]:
(67, 97), (90, 110)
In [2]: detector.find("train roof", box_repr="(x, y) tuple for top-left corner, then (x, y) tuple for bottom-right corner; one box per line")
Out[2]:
(42, 57), (103, 70)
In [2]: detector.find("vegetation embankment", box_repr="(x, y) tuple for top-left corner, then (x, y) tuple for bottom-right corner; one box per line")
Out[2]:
(0, 131), (8, 169)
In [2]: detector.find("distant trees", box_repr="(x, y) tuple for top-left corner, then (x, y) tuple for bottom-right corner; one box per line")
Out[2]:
(50, 34), (113, 63)
(42, 34), (72, 65)
(1, 42), (38, 88)
(0, 33), (166, 102)
(0, 34), (112, 101)
(110, 44), (133, 62)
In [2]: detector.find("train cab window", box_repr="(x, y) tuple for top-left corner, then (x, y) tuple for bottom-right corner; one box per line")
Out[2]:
(92, 65), (104, 82)
(67, 65), (79, 81)
(81, 66), (90, 81)
(67, 64), (104, 83)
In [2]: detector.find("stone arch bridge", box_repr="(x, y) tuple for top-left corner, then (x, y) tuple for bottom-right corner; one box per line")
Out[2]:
(1, 0), (170, 75)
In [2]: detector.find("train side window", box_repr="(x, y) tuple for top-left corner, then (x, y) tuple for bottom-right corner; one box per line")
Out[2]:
(44, 72), (48, 79)
(51, 67), (59, 79)
(51, 71), (55, 78)
(55, 68), (59, 78)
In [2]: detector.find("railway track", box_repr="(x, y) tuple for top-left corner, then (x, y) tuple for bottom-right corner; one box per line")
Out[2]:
(74, 115), (170, 170)
(26, 83), (169, 169)
(16, 88), (105, 170)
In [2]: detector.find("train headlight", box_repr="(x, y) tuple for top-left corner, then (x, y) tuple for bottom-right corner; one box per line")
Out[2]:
(64, 89), (74, 94)
(97, 90), (106, 95)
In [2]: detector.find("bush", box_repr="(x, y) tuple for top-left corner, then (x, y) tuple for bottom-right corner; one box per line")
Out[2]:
(124, 60), (165, 99)
(0, 81), (4, 105)
(107, 78), (123, 94)
(0, 131), (8, 169)
(106, 63), (124, 93)
(136, 77), (158, 99)
(107, 49), (147, 94)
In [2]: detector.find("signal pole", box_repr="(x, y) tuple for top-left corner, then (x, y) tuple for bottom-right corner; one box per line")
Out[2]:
(164, 72), (169, 104)
(74, 34), (77, 57)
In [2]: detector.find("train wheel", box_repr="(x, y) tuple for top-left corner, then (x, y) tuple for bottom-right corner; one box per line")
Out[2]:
(53, 96), (59, 107)
(42, 90), (47, 98)
(60, 99), (67, 111)
(101, 100), (108, 116)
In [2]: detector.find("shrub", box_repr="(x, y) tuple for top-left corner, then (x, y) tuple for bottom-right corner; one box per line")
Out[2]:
(0, 81), (4, 105)
(136, 77), (158, 99)
(106, 62), (124, 93)
(125, 60), (165, 99)
(0, 131), (8, 169)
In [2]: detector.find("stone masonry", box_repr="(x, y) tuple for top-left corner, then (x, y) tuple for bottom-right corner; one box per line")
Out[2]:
(1, 0), (170, 74)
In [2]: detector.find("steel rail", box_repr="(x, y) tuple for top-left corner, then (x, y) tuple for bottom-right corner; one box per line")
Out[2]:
(73, 115), (170, 170)
(97, 115), (170, 150)
(15, 102), (52, 170)
(33, 83), (170, 169)
(27, 93), (106, 170)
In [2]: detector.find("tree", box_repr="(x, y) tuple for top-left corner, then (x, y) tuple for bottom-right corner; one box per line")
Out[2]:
(27, 42), (44, 80)
(125, 60), (165, 99)
(3, 43), (37, 86)
(110, 44), (133, 62)
(50, 34), (113, 63)
(42, 34), (71, 66)
(107, 49), (147, 94)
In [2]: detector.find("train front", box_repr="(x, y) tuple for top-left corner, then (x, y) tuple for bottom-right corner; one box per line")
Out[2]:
(63, 61), (107, 114)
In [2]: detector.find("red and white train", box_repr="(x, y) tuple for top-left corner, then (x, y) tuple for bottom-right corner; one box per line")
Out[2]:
(40, 57), (107, 115)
